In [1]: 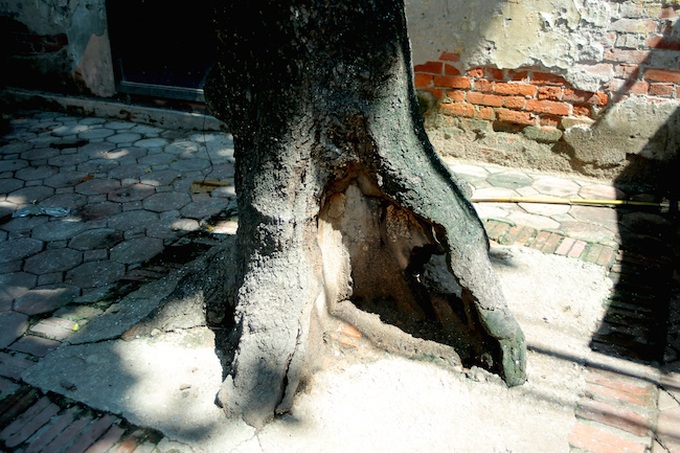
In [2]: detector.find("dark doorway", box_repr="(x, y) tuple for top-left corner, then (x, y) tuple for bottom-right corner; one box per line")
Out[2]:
(106, 0), (215, 102)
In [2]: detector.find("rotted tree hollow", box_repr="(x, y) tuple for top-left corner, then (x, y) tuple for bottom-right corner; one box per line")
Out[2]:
(205, 0), (526, 428)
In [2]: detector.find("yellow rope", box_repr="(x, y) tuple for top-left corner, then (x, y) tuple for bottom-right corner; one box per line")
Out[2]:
(470, 196), (672, 211)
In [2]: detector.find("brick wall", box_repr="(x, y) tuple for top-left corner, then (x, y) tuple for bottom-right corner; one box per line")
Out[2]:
(414, 2), (680, 135)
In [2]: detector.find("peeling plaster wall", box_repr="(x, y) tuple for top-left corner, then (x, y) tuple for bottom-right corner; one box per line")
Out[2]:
(406, 0), (680, 186)
(0, 0), (114, 96)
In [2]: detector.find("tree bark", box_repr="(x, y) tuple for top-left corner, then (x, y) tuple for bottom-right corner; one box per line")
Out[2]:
(205, 0), (526, 428)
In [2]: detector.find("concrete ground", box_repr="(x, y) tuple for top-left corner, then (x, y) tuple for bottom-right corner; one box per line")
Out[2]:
(0, 107), (678, 452)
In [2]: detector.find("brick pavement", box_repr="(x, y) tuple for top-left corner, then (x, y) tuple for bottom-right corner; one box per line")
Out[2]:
(0, 110), (678, 451)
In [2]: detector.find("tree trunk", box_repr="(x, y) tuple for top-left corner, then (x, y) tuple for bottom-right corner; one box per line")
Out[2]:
(205, 0), (526, 428)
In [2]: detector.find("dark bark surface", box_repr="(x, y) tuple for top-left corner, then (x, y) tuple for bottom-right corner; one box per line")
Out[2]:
(205, 0), (526, 428)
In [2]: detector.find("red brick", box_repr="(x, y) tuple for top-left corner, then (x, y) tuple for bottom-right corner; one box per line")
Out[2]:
(611, 79), (650, 95)
(531, 72), (568, 85)
(444, 64), (460, 75)
(474, 78), (494, 92)
(29, 317), (77, 341)
(503, 96), (526, 109)
(0, 396), (51, 442)
(611, 18), (658, 33)
(647, 35), (680, 51)
(83, 423), (126, 453)
(64, 414), (117, 453)
(568, 240), (587, 258)
(467, 92), (504, 107)
(660, 6), (678, 19)
(476, 107), (495, 120)
(493, 82), (537, 97)
(538, 86), (563, 100)
(4, 401), (60, 448)
(467, 67), (484, 77)
(605, 49), (650, 64)
(433, 75), (471, 89)
(615, 64), (640, 79)
(649, 83), (675, 97)
(585, 373), (654, 398)
(24, 407), (80, 453)
(525, 99), (571, 116)
(539, 115), (561, 127)
(586, 382), (652, 407)
(414, 73), (433, 88)
(573, 105), (592, 117)
(440, 102), (475, 118)
(576, 398), (651, 437)
(508, 70), (530, 82)
(0, 388), (38, 427)
(568, 423), (647, 453)
(447, 90), (466, 103)
(564, 89), (608, 106)
(501, 225), (536, 246)
(555, 236), (576, 255)
(496, 108), (535, 125)
(422, 88), (443, 99)
(530, 231), (551, 251)
(43, 414), (93, 451)
(439, 51), (460, 62)
(414, 61), (443, 74)
(484, 221), (511, 241)
(644, 68), (680, 83)
(541, 232), (564, 254)
(485, 68), (505, 80)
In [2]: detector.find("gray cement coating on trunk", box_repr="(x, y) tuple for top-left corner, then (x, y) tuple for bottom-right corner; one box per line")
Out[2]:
(23, 245), (637, 452)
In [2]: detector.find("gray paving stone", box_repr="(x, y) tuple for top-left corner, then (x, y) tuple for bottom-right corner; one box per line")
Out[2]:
(165, 140), (200, 156)
(506, 212), (562, 230)
(135, 137), (168, 148)
(30, 219), (87, 242)
(24, 248), (83, 274)
(14, 284), (80, 315)
(0, 178), (25, 194)
(37, 272), (64, 286)
(66, 260), (126, 289)
(40, 193), (89, 210)
(80, 141), (116, 157)
(107, 183), (155, 203)
(1, 142), (34, 155)
(104, 120), (134, 130)
(79, 128), (115, 140)
(77, 158), (120, 174)
(147, 212), (199, 239)
(76, 201), (122, 221)
(20, 147), (59, 161)
(14, 166), (58, 182)
(107, 210), (158, 231)
(533, 176), (581, 198)
(0, 312), (29, 348)
(101, 147), (147, 162)
(69, 228), (124, 250)
(75, 178), (121, 196)
(107, 163), (152, 180)
(51, 124), (90, 137)
(110, 237), (164, 264)
(170, 158), (211, 172)
(0, 272), (37, 309)
(569, 205), (619, 229)
(0, 159), (28, 173)
(518, 200), (571, 216)
(107, 132), (142, 144)
(487, 172), (534, 189)
(143, 192), (191, 212)
(0, 238), (43, 263)
(43, 171), (91, 189)
(139, 169), (180, 186)
(0, 215), (49, 233)
(578, 184), (625, 200)
(48, 153), (90, 167)
(181, 197), (228, 219)
(205, 163), (235, 181)
(138, 153), (175, 166)
(7, 186), (55, 204)
(8, 335), (61, 357)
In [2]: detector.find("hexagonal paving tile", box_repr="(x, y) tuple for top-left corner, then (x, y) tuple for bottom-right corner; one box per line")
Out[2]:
(0, 312), (30, 348)
(0, 272), (37, 308)
(21, 147), (60, 161)
(7, 186), (55, 205)
(0, 237), (43, 264)
(75, 178), (121, 196)
(14, 165), (58, 181)
(110, 237), (164, 264)
(78, 127), (115, 140)
(0, 159), (28, 172)
(143, 192), (192, 212)
(76, 201), (122, 221)
(0, 178), (25, 194)
(108, 183), (156, 203)
(533, 176), (581, 198)
(66, 260), (126, 288)
(107, 210), (159, 231)
(69, 228), (124, 250)
(14, 284), (81, 315)
(31, 219), (88, 241)
(24, 248), (83, 274)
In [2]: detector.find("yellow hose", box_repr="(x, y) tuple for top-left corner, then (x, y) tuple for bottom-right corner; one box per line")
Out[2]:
(470, 196), (673, 212)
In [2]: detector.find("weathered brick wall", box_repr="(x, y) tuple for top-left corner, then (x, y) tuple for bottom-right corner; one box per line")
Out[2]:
(410, 0), (680, 184)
